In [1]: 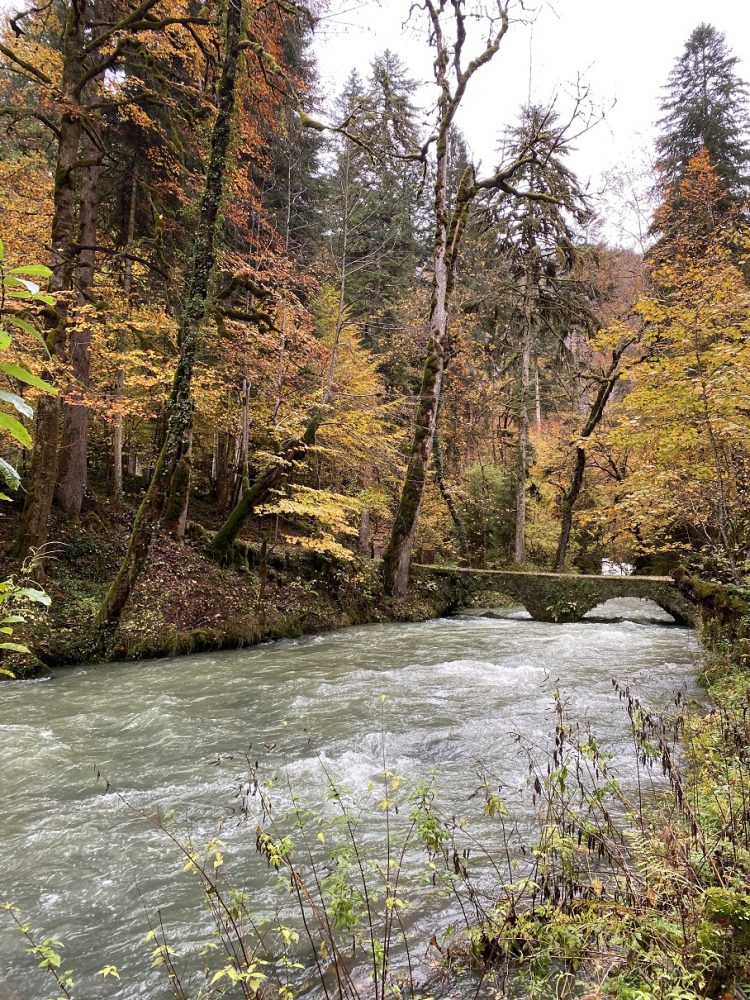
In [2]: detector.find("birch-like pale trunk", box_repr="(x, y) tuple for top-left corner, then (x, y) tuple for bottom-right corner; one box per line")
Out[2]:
(382, 0), (511, 597)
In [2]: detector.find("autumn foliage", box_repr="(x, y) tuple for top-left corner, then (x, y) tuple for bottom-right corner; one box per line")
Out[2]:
(0, 6), (749, 609)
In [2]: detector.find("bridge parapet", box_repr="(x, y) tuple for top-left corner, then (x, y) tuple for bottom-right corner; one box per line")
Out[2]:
(414, 566), (697, 627)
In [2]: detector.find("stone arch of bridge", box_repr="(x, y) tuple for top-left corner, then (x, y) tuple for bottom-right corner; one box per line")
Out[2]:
(470, 580), (694, 626)
(419, 566), (698, 627)
(582, 596), (678, 623)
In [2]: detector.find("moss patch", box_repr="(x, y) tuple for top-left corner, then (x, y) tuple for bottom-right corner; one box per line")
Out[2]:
(7, 508), (456, 671)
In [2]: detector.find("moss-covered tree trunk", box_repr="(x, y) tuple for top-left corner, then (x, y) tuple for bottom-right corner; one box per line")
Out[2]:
(113, 163), (139, 503)
(554, 448), (585, 573)
(97, 0), (243, 625)
(433, 428), (468, 560)
(211, 415), (320, 559)
(554, 343), (631, 571)
(382, 130), (451, 597)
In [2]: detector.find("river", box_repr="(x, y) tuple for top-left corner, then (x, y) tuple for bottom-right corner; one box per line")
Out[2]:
(0, 599), (702, 998)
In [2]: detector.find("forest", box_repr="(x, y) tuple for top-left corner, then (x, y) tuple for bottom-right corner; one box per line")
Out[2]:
(3, 2), (750, 999)
(0, 0), (748, 637)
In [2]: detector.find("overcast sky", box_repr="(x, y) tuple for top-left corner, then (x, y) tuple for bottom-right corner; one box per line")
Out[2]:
(313, 0), (750, 244)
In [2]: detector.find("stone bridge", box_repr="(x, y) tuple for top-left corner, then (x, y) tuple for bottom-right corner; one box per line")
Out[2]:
(414, 566), (698, 626)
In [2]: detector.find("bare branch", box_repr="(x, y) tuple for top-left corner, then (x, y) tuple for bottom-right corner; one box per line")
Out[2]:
(0, 105), (60, 138)
(9, 2), (53, 38)
(72, 243), (168, 279)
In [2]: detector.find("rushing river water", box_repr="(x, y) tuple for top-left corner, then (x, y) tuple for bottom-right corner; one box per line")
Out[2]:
(0, 600), (702, 999)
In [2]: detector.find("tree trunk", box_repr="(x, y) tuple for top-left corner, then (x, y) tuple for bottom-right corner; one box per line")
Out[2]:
(382, 126), (451, 598)
(97, 0), (243, 625)
(433, 428), (468, 560)
(215, 431), (237, 510)
(357, 509), (372, 557)
(554, 343), (631, 571)
(514, 263), (534, 566)
(165, 427), (192, 539)
(113, 163), (139, 503)
(554, 447), (585, 572)
(211, 415), (320, 560)
(55, 125), (101, 515)
(239, 377), (250, 490)
(12, 2), (88, 559)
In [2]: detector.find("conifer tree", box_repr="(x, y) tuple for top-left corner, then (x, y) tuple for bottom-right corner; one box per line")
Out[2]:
(322, 54), (425, 355)
(656, 23), (750, 203)
(490, 105), (592, 565)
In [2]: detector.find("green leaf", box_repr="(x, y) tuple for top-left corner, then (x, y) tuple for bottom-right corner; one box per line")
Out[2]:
(9, 265), (52, 278)
(0, 363), (57, 394)
(4, 315), (50, 355)
(17, 587), (51, 606)
(0, 642), (29, 653)
(0, 389), (33, 419)
(0, 330), (10, 350)
(0, 239), (5, 262)
(0, 411), (32, 448)
(0, 457), (21, 491)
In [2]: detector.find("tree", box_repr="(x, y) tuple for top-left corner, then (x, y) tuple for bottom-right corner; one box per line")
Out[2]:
(207, 52), (420, 562)
(258, 16), (324, 274)
(546, 246), (647, 572)
(553, 328), (635, 571)
(97, 0), (244, 625)
(490, 104), (592, 565)
(320, 55), (425, 358)
(2, 0), (212, 557)
(382, 1), (560, 598)
(606, 155), (750, 578)
(656, 23), (750, 205)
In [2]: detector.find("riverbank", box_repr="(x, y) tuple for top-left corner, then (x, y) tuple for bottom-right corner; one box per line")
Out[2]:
(4, 509), (459, 675)
(468, 603), (750, 999)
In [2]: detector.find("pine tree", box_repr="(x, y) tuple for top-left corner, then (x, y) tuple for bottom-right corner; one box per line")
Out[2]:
(322, 54), (426, 355)
(257, 18), (324, 273)
(656, 23), (750, 202)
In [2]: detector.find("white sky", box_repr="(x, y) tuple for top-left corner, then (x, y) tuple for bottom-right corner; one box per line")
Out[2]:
(314, 0), (750, 244)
